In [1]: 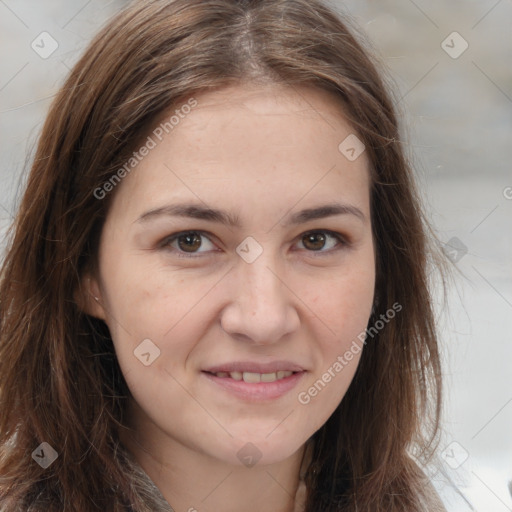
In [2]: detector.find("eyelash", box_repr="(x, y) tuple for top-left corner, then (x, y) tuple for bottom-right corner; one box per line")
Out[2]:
(160, 229), (349, 259)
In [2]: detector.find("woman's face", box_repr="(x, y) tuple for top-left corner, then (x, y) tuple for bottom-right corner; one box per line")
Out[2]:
(85, 83), (375, 467)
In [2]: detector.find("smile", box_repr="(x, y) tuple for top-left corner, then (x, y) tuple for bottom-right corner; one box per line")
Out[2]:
(208, 370), (295, 382)
(201, 369), (305, 401)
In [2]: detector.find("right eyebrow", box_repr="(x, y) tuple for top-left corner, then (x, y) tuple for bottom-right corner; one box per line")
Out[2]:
(136, 202), (242, 227)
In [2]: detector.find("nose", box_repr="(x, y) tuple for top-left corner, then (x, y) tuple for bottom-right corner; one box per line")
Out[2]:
(219, 250), (300, 346)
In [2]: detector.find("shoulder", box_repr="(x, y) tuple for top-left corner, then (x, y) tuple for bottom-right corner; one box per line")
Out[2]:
(118, 445), (174, 512)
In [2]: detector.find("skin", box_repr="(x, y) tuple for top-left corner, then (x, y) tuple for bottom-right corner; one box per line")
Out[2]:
(81, 82), (375, 512)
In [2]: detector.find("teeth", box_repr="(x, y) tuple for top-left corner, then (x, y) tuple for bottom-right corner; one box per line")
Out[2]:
(213, 370), (294, 382)
(243, 372), (261, 383)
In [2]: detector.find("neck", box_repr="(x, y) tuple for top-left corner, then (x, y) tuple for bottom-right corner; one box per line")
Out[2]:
(118, 405), (309, 512)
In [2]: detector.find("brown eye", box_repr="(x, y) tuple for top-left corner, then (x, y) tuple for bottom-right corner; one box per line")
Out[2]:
(162, 231), (216, 256)
(176, 232), (203, 252)
(302, 232), (327, 250)
(298, 230), (346, 253)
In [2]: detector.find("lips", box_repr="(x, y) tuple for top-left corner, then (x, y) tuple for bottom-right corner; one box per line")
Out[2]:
(202, 360), (306, 401)
(204, 361), (305, 374)
(208, 370), (294, 383)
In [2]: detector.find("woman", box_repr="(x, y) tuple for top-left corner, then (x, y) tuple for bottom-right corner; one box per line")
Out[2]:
(0, 0), (447, 510)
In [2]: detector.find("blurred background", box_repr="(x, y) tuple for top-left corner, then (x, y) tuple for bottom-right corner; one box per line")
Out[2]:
(0, 1), (511, 510)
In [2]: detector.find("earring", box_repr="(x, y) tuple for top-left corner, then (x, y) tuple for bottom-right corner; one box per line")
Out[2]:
(88, 278), (100, 302)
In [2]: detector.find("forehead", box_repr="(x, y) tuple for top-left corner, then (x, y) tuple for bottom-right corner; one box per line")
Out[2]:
(180, 82), (355, 143)
(108, 82), (371, 223)
(187, 81), (346, 116)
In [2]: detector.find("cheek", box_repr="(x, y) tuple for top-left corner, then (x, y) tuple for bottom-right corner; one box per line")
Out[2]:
(102, 248), (186, 330)
(315, 262), (375, 343)
(297, 262), (374, 418)
(101, 256), (218, 371)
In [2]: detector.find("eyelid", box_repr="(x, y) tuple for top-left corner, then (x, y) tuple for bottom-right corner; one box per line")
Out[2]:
(160, 229), (349, 258)
(160, 230), (220, 257)
(294, 229), (349, 254)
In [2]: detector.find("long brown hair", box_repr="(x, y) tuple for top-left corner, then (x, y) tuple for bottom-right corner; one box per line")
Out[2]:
(0, 0), (445, 510)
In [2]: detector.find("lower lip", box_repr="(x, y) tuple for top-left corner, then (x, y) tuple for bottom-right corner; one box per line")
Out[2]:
(202, 371), (305, 401)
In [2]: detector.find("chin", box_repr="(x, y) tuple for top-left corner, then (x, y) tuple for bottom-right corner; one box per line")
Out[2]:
(212, 433), (305, 468)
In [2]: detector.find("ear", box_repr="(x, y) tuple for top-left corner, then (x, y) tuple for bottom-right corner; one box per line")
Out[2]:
(75, 273), (106, 320)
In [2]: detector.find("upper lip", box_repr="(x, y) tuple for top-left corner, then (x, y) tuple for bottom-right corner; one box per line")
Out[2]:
(203, 361), (305, 374)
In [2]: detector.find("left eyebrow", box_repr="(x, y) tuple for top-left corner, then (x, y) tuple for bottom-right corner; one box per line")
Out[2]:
(283, 202), (366, 226)
(135, 201), (366, 226)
